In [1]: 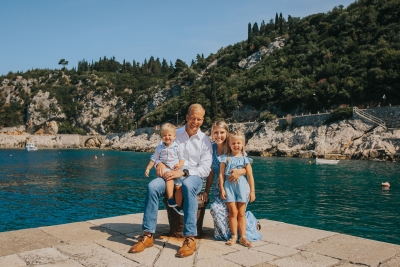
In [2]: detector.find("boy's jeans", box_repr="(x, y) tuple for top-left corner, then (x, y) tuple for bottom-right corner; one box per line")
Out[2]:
(142, 175), (203, 236)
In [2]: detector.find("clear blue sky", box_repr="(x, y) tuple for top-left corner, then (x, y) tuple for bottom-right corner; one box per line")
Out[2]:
(0, 0), (355, 75)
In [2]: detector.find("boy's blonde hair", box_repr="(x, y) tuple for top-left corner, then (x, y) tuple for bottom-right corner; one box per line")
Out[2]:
(160, 123), (176, 135)
(227, 130), (246, 155)
(211, 120), (229, 155)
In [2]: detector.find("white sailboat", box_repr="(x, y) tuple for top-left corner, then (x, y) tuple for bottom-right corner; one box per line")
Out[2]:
(25, 143), (38, 151)
(316, 158), (339, 164)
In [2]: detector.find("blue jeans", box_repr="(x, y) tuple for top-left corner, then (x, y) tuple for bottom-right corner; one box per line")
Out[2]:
(142, 175), (203, 236)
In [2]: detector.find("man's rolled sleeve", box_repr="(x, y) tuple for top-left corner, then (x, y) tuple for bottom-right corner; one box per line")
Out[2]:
(188, 135), (212, 178)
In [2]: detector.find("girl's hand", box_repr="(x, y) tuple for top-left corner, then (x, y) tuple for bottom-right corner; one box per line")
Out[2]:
(220, 188), (226, 200)
(145, 169), (150, 177)
(249, 192), (256, 202)
(200, 191), (209, 202)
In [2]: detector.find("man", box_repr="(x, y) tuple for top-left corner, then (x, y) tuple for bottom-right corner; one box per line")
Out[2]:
(128, 103), (212, 257)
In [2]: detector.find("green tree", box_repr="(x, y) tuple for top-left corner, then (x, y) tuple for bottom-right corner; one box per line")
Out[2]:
(58, 59), (68, 69)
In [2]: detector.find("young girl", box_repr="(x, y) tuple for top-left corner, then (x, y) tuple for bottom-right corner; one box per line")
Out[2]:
(218, 130), (256, 247)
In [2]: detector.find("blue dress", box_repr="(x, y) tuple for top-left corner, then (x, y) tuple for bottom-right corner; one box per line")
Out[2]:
(209, 143), (262, 242)
(218, 154), (251, 203)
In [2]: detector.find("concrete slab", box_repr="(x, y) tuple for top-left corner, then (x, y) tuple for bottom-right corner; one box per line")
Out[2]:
(258, 222), (336, 247)
(1, 211), (400, 267)
(154, 241), (194, 267)
(196, 256), (242, 267)
(0, 254), (26, 267)
(18, 247), (69, 265)
(253, 243), (300, 257)
(94, 234), (165, 266)
(299, 233), (400, 266)
(88, 214), (143, 234)
(0, 228), (62, 257)
(196, 238), (237, 259)
(269, 251), (340, 267)
(33, 259), (85, 267)
(40, 222), (120, 244)
(57, 242), (139, 266)
(223, 248), (277, 266)
(380, 254), (400, 267)
(335, 262), (367, 267)
(257, 218), (283, 228)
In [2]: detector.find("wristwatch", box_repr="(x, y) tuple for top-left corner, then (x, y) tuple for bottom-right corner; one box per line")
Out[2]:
(182, 169), (189, 177)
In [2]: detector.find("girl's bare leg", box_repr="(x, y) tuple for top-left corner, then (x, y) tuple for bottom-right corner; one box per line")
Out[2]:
(166, 179), (174, 199)
(226, 202), (238, 245)
(237, 202), (252, 247)
(237, 202), (246, 238)
(174, 185), (183, 206)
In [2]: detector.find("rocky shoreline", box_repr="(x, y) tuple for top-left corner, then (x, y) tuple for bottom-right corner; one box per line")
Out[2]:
(1, 119), (399, 161)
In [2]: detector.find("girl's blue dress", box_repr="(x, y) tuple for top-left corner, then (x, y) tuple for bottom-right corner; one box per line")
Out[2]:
(218, 154), (251, 203)
(209, 143), (262, 242)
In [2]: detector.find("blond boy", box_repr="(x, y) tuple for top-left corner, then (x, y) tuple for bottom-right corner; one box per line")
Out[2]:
(145, 123), (185, 215)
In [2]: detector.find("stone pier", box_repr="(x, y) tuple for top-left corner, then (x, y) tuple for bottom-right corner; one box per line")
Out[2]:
(1, 210), (399, 267)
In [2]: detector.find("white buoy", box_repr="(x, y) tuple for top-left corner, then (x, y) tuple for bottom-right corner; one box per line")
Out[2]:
(382, 182), (390, 190)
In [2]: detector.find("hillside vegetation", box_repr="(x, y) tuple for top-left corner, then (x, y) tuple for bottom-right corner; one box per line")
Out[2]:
(0, 0), (399, 134)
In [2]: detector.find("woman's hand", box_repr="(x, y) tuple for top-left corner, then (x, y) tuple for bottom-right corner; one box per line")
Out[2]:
(200, 191), (209, 202)
(220, 188), (227, 200)
(249, 191), (256, 202)
(228, 168), (245, 183)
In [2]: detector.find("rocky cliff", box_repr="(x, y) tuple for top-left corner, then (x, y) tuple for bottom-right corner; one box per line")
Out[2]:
(105, 119), (399, 161)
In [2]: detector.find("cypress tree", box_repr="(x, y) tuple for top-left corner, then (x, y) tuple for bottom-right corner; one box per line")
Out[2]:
(252, 22), (259, 36)
(275, 13), (279, 30)
(279, 12), (283, 34)
(211, 72), (218, 118)
(247, 23), (252, 44)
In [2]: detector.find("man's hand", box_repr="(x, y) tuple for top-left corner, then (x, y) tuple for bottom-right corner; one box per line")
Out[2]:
(164, 170), (184, 181)
(228, 168), (244, 184)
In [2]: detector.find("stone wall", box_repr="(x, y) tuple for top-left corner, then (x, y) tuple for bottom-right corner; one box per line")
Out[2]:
(360, 105), (400, 129)
(278, 113), (332, 127)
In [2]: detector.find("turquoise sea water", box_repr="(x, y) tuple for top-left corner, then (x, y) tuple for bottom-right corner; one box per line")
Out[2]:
(1, 149), (399, 244)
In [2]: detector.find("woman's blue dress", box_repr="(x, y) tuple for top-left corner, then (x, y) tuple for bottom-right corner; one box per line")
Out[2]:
(209, 143), (262, 241)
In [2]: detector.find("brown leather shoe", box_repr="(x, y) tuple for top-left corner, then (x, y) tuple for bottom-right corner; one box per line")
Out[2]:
(176, 237), (196, 258)
(128, 234), (154, 253)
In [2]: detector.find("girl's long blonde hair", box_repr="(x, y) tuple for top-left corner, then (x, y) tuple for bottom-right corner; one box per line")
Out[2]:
(227, 130), (246, 156)
(211, 120), (229, 155)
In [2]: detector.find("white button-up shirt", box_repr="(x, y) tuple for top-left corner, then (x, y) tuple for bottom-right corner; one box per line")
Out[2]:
(156, 125), (212, 178)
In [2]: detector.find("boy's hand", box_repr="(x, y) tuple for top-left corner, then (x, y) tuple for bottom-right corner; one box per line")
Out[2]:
(145, 169), (150, 177)
(220, 188), (226, 200)
(249, 192), (256, 202)
(173, 164), (179, 170)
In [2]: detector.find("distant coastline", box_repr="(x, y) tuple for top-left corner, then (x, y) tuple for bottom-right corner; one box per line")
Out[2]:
(1, 119), (399, 162)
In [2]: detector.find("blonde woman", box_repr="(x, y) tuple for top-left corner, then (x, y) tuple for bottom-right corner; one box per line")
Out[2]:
(202, 121), (261, 243)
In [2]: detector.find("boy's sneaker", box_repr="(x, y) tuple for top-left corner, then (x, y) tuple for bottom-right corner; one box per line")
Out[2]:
(167, 198), (177, 207)
(173, 206), (184, 216)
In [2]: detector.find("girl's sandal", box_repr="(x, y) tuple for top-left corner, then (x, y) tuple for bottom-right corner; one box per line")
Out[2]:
(239, 236), (252, 247)
(225, 235), (238, 246)
(257, 221), (261, 231)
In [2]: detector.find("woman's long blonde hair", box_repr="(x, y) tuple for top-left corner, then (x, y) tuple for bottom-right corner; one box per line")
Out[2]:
(211, 120), (229, 155)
